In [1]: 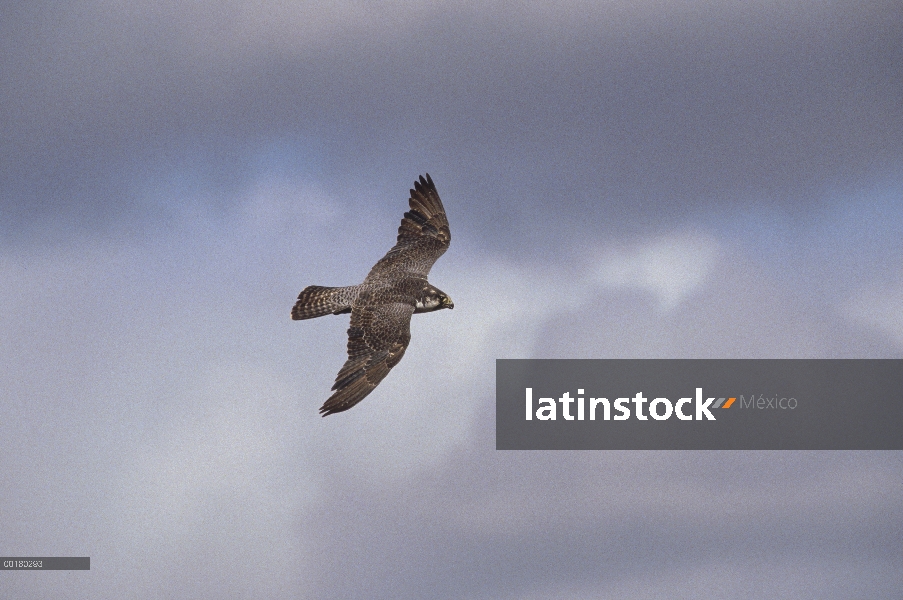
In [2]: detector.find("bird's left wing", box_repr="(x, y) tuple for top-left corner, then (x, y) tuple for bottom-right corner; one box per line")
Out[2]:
(365, 173), (450, 281)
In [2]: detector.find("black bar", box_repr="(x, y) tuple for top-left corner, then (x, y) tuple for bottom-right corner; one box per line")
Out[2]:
(1, 558), (89, 570)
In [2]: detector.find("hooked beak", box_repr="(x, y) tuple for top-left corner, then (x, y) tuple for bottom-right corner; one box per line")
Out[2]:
(443, 296), (454, 309)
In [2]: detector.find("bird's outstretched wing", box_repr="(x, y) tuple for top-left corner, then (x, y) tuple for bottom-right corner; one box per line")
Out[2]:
(365, 173), (451, 282)
(319, 296), (415, 416)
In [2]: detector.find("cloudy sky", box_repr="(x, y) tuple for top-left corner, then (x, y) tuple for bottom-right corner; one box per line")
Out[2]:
(2, 0), (902, 597)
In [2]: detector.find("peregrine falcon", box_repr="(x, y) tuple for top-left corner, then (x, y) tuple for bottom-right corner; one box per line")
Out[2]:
(292, 174), (453, 416)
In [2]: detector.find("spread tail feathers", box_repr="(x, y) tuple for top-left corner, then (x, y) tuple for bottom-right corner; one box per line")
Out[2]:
(291, 286), (358, 320)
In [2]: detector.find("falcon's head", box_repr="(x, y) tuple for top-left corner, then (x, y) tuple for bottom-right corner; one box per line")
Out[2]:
(415, 285), (454, 313)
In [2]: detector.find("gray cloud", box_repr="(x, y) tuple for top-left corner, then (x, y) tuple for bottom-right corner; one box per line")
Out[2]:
(3, 1), (901, 242)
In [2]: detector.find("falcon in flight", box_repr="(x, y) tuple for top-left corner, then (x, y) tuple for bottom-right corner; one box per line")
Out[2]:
(292, 174), (453, 416)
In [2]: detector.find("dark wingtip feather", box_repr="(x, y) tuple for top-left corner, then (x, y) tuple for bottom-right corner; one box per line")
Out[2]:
(319, 404), (344, 417)
(318, 395), (362, 416)
(413, 173), (436, 197)
(319, 373), (376, 416)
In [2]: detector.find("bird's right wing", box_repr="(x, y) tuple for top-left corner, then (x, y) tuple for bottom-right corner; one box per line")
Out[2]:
(319, 297), (415, 416)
